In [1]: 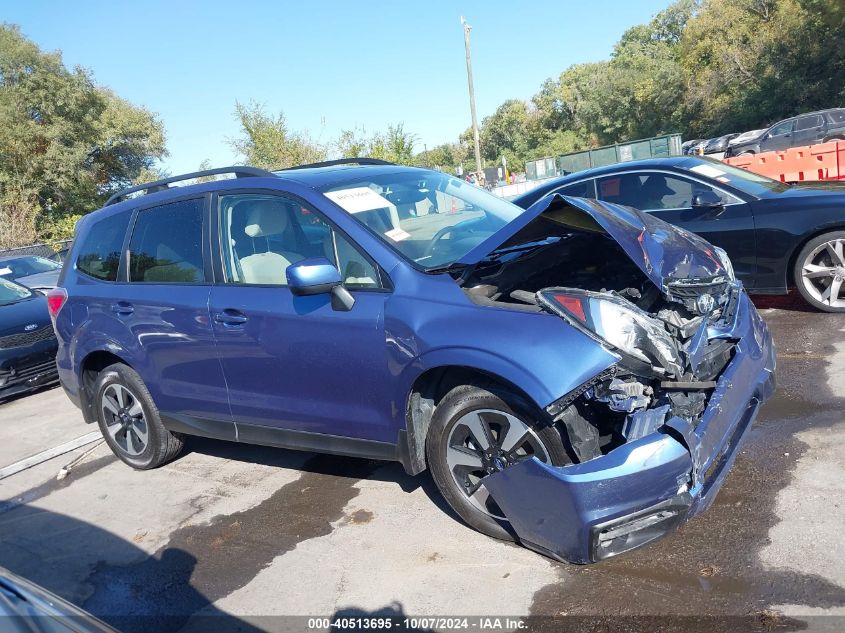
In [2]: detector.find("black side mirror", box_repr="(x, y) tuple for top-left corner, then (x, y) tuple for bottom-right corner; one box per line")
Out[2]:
(692, 190), (723, 209)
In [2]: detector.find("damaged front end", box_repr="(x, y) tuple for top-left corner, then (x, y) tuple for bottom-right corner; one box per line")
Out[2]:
(484, 282), (775, 563)
(538, 280), (738, 464)
(471, 197), (776, 563)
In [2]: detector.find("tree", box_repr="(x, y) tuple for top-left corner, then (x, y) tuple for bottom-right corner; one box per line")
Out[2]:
(335, 126), (371, 159)
(192, 159), (217, 184)
(0, 24), (166, 247)
(379, 123), (417, 165)
(334, 122), (417, 165)
(229, 100), (326, 170)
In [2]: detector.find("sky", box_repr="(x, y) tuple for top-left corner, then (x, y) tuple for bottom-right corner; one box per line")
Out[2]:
(4, 0), (670, 175)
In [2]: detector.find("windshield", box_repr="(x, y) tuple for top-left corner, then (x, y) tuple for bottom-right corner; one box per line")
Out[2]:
(0, 277), (33, 306)
(318, 171), (525, 269)
(686, 158), (790, 195)
(0, 256), (61, 280)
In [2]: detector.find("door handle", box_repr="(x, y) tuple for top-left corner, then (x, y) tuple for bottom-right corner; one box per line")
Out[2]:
(111, 302), (134, 316)
(214, 310), (248, 326)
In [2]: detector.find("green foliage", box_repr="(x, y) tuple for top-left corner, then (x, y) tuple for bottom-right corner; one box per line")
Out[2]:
(0, 24), (166, 248)
(467, 0), (844, 172)
(229, 101), (326, 170)
(334, 123), (418, 165)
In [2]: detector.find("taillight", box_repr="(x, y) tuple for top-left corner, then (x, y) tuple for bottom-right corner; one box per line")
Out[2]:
(46, 287), (68, 319)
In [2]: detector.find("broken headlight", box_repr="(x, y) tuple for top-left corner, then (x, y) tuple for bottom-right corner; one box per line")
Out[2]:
(713, 246), (735, 281)
(538, 288), (684, 378)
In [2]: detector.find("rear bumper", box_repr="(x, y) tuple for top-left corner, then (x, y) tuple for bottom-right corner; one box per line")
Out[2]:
(483, 291), (776, 563)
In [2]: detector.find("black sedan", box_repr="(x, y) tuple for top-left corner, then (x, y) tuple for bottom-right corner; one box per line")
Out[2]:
(513, 156), (845, 312)
(0, 277), (58, 400)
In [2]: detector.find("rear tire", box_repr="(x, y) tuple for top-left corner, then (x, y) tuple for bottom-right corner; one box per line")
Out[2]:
(793, 231), (845, 312)
(94, 363), (183, 469)
(426, 383), (570, 541)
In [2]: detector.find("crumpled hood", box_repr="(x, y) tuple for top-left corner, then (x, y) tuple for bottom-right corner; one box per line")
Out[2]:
(459, 194), (729, 288)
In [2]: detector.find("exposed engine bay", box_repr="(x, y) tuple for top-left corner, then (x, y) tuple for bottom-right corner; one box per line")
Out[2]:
(457, 202), (739, 464)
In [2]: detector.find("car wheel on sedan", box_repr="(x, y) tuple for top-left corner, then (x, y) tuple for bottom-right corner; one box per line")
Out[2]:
(94, 363), (184, 469)
(794, 231), (845, 312)
(426, 383), (570, 541)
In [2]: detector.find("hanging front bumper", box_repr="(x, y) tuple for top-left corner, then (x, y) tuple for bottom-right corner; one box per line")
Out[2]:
(482, 292), (776, 563)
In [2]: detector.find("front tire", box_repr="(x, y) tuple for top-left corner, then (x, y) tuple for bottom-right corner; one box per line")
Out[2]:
(793, 231), (845, 312)
(426, 383), (570, 541)
(94, 363), (184, 469)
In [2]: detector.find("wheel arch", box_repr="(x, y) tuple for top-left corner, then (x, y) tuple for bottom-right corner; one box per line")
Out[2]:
(786, 225), (845, 287)
(78, 350), (134, 424)
(401, 365), (545, 476)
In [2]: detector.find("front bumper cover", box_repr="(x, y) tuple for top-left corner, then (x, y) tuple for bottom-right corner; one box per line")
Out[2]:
(0, 341), (59, 399)
(482, 291), (775, 563)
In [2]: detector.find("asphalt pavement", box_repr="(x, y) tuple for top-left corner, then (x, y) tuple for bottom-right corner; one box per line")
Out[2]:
(0, 294), (843, 633)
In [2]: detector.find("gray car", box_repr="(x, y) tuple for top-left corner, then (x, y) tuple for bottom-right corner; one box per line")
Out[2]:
(0, 255), (62, 291)
(726, 108), (845, 156)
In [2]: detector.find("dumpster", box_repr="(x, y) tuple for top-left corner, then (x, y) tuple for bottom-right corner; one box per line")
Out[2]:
(526, 133), (683, 180)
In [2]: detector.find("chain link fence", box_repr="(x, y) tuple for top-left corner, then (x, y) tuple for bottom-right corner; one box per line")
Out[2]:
(0, 240), (72, 261)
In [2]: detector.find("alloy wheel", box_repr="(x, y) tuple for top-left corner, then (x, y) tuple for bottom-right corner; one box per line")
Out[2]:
(101, 383), (149, 456)
(446, 409), (549, 520)
(801, 238), (845, 309)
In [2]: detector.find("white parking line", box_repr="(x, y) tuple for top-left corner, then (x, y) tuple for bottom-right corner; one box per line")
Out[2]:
(0, 431), (103, 480)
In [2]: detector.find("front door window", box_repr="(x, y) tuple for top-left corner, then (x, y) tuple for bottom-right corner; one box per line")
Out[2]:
(218, 193), (382, 289)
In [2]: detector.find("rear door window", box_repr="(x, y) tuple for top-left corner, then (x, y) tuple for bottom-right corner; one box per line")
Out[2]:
(76, 212), (131, 281)
(595, 174), (643, 206)
(128, 198), (205, 283)
(796, 115), (822, 130)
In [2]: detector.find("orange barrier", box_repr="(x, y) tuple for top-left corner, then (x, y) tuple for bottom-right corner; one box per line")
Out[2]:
(724, 141), (845, 183)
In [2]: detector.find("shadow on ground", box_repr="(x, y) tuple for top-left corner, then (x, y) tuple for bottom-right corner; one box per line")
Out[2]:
(0, 505), (263, 633)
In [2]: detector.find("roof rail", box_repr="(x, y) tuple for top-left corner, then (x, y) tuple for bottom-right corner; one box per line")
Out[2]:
(280, 157), (395, 171)
(104, 166), (276, 206)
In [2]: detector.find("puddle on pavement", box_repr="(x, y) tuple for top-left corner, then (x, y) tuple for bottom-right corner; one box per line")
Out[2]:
(528, 310), (845, 632)
(81, 453), (379, 633)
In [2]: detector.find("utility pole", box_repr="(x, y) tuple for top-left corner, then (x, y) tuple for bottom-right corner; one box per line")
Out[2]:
(461, 16), (483, 178)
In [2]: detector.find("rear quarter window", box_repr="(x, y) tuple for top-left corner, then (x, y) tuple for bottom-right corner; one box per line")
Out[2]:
(76, 212), (131, 281)
(555, 180), (596, 199)
(827, 110), (845, 124)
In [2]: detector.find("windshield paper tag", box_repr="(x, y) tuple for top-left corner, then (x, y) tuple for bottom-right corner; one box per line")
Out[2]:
(385, 227), (411, 242)
(325, 187), (392, 214)
(0, 267), (11, 276)
(690, 164), (727, 179)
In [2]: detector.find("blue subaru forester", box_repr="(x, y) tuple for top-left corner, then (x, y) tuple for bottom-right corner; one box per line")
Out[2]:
(49, 160), (775, 563)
